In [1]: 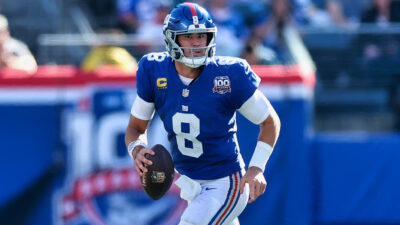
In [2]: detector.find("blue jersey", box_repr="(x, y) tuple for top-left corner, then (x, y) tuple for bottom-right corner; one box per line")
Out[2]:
(136, 52), (260, 179)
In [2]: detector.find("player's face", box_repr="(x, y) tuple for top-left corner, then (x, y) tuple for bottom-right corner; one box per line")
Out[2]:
(177, 33), (207, 57)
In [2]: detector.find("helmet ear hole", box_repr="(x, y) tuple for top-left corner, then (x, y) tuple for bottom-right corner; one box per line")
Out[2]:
(175, 52), (181, 59)
(172, 48), (181, 59)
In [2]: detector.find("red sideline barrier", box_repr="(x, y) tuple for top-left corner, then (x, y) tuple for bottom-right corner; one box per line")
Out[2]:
(0, 64), (315, 87)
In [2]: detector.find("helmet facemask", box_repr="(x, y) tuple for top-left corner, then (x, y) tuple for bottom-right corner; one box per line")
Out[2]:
(165, 28), (216, 68)
(163, 2), (218, 68)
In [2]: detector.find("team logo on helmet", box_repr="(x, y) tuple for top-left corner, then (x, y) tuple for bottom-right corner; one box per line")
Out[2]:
(163, 14), (171, 31)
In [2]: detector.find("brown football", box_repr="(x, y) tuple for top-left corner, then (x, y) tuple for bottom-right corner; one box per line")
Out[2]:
(141, 144), (175, 200)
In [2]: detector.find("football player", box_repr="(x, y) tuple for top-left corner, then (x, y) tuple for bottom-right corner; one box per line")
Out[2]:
(125, 2), (281, 225)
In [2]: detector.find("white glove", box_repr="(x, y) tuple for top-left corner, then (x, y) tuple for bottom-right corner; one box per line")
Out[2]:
(175, 175), (201, 202)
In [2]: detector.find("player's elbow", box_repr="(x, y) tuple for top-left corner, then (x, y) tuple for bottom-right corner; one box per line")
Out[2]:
(262, 109), (281, 135)
(271, 109), (281, 131)
(124, 125), (134, 146)
(125, 115), (149, 141)
(125, 116), (140, 143)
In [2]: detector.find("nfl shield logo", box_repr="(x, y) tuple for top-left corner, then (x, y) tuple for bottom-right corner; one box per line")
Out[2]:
(213, 76), (231, 94)
(182, 89), (190, 97)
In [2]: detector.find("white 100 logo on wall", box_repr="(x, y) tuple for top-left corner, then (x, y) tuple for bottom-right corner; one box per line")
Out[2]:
(64, 110), (169, 177)
(64, 112), (129, 177)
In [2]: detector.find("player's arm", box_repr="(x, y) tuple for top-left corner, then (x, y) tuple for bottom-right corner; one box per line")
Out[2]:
(238, 89), (281, 203)
(125, 95), (156, 175)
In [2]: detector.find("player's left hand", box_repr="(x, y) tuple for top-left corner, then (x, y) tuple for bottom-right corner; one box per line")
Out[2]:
(240, 166), (267, 203)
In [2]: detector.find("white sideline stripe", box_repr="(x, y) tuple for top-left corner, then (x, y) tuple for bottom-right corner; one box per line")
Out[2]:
(259, 83), (313, 100)
(0, 88), (85, 104)
(0, 83), (313, 104)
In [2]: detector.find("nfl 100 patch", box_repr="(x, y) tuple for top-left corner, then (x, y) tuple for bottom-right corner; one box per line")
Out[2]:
(213, 76), (231, 94)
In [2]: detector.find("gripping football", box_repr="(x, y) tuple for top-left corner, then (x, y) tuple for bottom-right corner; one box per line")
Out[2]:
(141, 144), (175, 200)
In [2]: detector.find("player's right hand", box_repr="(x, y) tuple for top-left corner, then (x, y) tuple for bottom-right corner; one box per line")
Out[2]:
(133, 146), (155, 176)
(240, 166), (267, 203)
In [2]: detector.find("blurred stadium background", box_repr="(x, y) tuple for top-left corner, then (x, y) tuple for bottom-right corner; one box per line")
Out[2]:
(0, 0), (400, 224)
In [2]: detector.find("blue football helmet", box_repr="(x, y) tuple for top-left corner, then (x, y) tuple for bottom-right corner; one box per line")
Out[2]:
(163, 2), (217, 68)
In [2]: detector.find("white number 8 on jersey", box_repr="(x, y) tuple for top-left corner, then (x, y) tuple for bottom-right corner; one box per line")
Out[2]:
(172, 112), (203, 158)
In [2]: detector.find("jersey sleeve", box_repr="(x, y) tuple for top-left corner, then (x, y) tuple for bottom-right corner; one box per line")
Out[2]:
(131, 95), (155, 120)
(238, 89), (270, 124)
(136, 55), (154, 103)
(228, 58), (261, 109)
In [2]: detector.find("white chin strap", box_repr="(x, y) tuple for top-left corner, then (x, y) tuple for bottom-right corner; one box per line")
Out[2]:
(179, 56), (207, 68)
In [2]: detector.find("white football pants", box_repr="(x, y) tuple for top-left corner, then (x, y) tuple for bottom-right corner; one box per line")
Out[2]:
(178, 171), (249, 225)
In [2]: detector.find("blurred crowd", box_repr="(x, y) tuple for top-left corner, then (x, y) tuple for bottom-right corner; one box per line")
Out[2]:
(82, 0), (400, 65)
(0, 14), (37, 74)
(1, 0), (400, 70)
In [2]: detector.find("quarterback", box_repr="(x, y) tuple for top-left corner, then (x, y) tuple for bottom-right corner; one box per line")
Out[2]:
(125, 2), (281, 225)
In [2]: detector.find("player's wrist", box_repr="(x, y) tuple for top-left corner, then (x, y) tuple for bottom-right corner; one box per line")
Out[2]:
(132, 146), (146, 160)
(248, 166), (263, 173)
(248, 141), (273, 172)
(127, 140), (147, 159)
